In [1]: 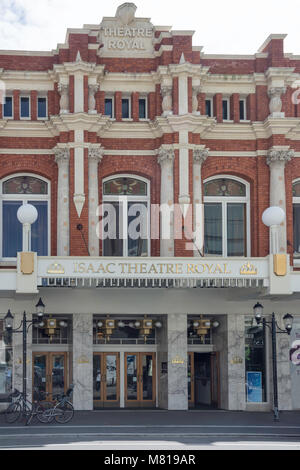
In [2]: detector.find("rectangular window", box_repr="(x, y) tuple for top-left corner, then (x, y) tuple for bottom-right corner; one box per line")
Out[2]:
(2, 201), (23, 258)
(139, 98), (147, 119)
(245, 318), (267, 403)
(239, 99), (247, 121)
(293, 204), (300, 253)
(20, 96), (30, 119)
(227, 203), (246, 256)
(105, 98), (113, 118)
(122, 99), (130, 119)
(205, 99), (213, 117)
(0, 320), (13, 402)
(3, 96), (13, 118)
(37, 97), (47, 119)
(204, 203), (223, 256)
(222, 99), (230, 120)
(30, 201), (48, 256)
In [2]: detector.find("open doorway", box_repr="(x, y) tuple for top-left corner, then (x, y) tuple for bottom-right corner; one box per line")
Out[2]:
(188, 352), (220, 409)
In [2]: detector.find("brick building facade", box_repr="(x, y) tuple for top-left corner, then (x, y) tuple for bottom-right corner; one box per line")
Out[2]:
(0, 3), (300, 412)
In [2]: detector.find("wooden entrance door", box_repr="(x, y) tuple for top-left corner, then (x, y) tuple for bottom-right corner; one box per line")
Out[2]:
(93, 353), (120, 409)
(188, 352), (220, 408)
(125, 353), (156, 408)
(33, 352), (68, 402)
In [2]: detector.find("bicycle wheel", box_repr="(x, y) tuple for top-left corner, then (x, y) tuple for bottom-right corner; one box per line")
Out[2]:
(36, 404), (55, 424)
(5, 402), (22, 424)
(54, 402), (74, 424)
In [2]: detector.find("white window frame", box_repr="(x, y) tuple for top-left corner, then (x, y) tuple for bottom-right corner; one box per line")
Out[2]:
(139, 95), (148, 120)
(205, 97), (214, 117)
(239, 97), (247, 121)
(222, 97), (230, 121)
(122, 95), (132, 120)
(20, 95), (31, 120)
(37, 95), (48, 120)
(0, 173), (51, 261)
(102, 174), (151, 257)
(105, 95), (115, 119)
(204, 175), (251, 258)
(3, 94), (13, 119)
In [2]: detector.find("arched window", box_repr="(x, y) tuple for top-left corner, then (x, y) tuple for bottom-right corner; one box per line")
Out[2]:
(0, 174), (50, 259)
(102, 175), (150, 257)
(204, 176), (250, 257)
(293, 180), (300, 256)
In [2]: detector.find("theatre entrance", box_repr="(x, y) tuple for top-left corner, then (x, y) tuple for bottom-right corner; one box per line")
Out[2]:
(188, 352), (220, 409)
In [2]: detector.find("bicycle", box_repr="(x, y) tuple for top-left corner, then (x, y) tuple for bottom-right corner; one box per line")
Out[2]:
(5, 388), (52, 426)
(37, 385), (75, 424)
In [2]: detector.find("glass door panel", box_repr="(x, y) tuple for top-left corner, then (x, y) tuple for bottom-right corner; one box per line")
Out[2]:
(33, 352), (68, 402)
(125, 353), (156, 407)
(93, 353), (120, 409)
(141, 354), (153, 401)
(105, 354), (119, 402)
(93, 354), (102, 403)
(126, 354), (138, 402)
(33, 354), (47, 401)
(50, 354), (66, 399)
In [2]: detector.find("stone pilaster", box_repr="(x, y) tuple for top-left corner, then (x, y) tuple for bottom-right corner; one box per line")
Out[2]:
(158, 147), (175, 257)
(193, 148), (209, 256)
(12, 313), (32, 401)
(55, 147), (70, 256)
(227, 314), (246, 411)
(167, 313), (188, 410)
(267, 148), (294, 253)
(58, 83), (69, 114)
(72, 314), (93, 410)
(88, 146), (104, 256)
(275, 314), (292, 410)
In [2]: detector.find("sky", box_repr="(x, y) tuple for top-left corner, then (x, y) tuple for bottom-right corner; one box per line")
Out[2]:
(0, 0), (300, 55)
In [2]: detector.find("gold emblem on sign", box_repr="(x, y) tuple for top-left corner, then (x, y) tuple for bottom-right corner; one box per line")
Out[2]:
(171, 356), (185, 365)
(240, 262), (258, 276)
(47, 263), (65, 275)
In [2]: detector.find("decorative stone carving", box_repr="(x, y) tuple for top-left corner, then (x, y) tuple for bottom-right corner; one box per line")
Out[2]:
(116, 2), (137, 25)
(88, 146), (105, 162)
(58, 83), (69, 114)
(54, 147), (70, 166)
(88, 84), (99, 114)
(268, 87), (286, 116)
(161, 86), (173, 116)
(267, 148), (294, 166)
(158, 147), (175, 166)
(193, 148), (209, 165)
(192, 86), (201, 115)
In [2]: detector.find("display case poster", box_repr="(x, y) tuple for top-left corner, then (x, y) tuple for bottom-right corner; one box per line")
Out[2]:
(247, 372), (263, 403)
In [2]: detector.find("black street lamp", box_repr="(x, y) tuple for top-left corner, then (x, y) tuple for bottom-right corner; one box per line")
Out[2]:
(253, 302), (294, 422)
(4, 298), (45, 412)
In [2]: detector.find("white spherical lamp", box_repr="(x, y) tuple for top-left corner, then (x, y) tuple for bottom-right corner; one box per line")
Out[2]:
(17, 204), (38, 225)
(262, 207), (285, 227)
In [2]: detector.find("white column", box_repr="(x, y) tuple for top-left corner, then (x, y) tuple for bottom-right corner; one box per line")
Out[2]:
(72, 313), (93, 411)
(178, 131), (190, 208)
(193, 148), (209, 256)
(88, 146), (104, 256)
(158, 147), (175, 257)
(267, 148), (294, 253)
(55, 147), (70, 256)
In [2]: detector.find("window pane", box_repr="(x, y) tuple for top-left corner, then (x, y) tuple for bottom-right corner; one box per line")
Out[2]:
(204, 203), (222, 255)
(105, 99), (113, 118)
(103, 202), (123, 256)
(204, 179), (246, 197)
(293, 182), (300, 197)
(245, 318), (266, 403)
(3, 97), (13, 118)
(20, 97), (30, 118)
(205, 100), (212, 117)
(139, 99), (146, 119)
(0, 320), (13, 402)
(2, 201), (22, 257)
(104, 178), (147, 196)
(122, 99), (129, 119)
(227, 203), (246, 256)
(240, 100), (245, 120)
(30, 201), (48, 256)
(293, 204), (300, 253)
(222, 100), (229, 120)
(128, 202), (148, 257)
(3, 176), (48, 195)
(38, 98), (47, 118)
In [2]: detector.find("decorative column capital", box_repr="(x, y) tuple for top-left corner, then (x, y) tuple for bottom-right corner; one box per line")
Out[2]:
(267, 148), (294, 166)
(54, 147), (70, 166)
(158, 147), (175, 167)
(88, 146), (105, 163)
(268, 87), (286, 116)
(193, 148), (209, 165)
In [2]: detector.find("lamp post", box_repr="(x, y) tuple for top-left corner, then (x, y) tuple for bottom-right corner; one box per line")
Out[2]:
(4, 299), (46, 412)
(262, 206), (285, 254)
(253, 302), (293, 421)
